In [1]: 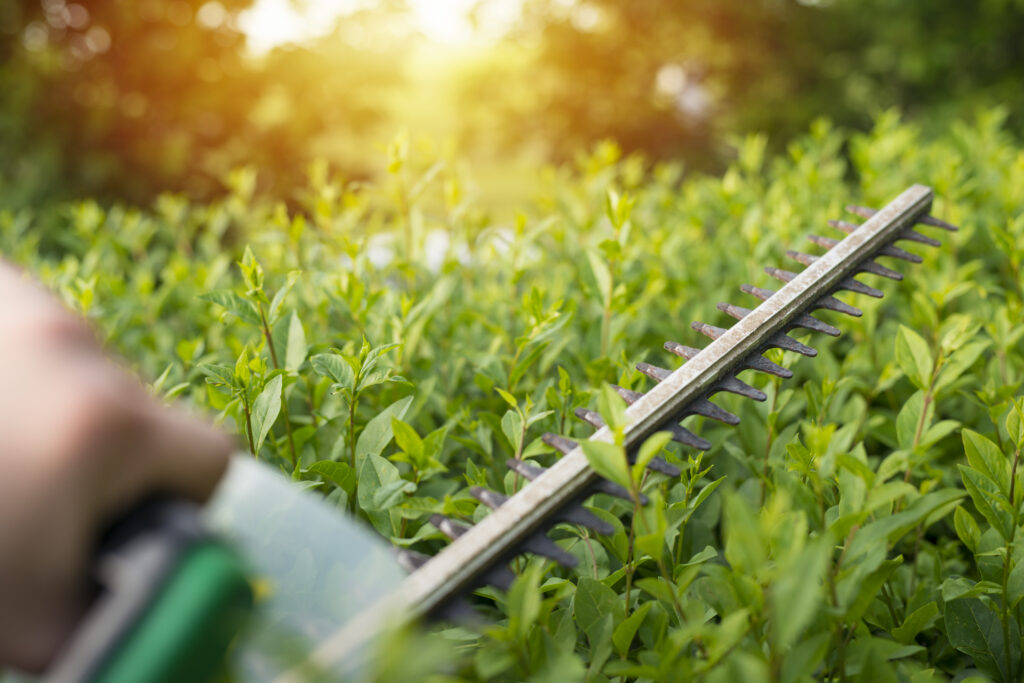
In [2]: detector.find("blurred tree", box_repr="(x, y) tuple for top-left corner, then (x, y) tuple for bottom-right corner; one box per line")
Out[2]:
(0, 0), (408, 206)
(462, 0), (1024, 167)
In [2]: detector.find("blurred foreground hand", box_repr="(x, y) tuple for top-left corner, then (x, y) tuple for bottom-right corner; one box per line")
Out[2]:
(0, 260), (232, 673)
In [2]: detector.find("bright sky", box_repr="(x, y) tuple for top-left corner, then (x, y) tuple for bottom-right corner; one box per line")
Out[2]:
(239, 0), (522, 53)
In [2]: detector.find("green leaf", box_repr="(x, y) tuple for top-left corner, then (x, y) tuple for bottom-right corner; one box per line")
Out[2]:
(391, 418), (424, 461)
(633, 431), (672, 484)
(507, 563), (542, 641)
(894, 325), (933, 390)
(597, 383), (627, 432)
(963, 429), (1010, 494)
(574, 577), (622, 645)
(612, 601), (652, 657)
(934, 340), (990, 395)
(354, 396), (414, 467)
(771, 537), (828, 650)
(892, 601), (939, 644)
(199, 290), (260, 326)
(308, 460), (356, 496)
(581, 440), (631, 492)
(284, 311), (307, 372)
(311, 352), (355, 392)
(945, 597), (1021, 682)
(250, 374), (282, 454)
(500, 409), (524, 455)
(895, 390), (927, 450)
(268, 270), (301, 323)
(959, 465), (1015, 541)
(1007, 561), (1024, 610)
(954, 505), (982, 554)
(586, 248), (613, 309)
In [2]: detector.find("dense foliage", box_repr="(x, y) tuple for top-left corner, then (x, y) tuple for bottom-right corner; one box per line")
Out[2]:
(4, 112), (1024, 681)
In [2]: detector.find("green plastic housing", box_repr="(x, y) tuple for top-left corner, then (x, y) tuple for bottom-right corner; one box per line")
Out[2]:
(93, 542), (252, 683)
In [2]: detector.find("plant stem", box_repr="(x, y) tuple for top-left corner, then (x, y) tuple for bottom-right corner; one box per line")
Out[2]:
(241, 394), (256, 456)
(624, 506), (637, 619)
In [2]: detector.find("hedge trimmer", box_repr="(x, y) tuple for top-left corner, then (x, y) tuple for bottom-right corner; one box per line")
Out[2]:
(45, 184), (955, 682)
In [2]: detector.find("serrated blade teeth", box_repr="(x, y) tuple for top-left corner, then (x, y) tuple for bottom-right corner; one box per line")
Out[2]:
(481, 566), (517, 592)
(786, 250), (818, 267)
(518, 533), (578, 567)
(741, 284), (775, 301)
(768, 332), (816, 357)
(611, 384), (644, 404)
(898, 228), (941, 247)
(765, 266), (798, 283)
(827, 218), (858, 235)
(542, 433), (578, 454)
(837, 276), (884, 298)
(877, 243), (923, 263)
(574, 407), (604, 430)
(846, 204), (958, 231)
(808, 234), (840, 249)
(792, 313), (841, 337)
(664, 341), (700, 360)
(745, 353), (793, 378)
(716, 302), (752, 320)
(636, 362), (672, 382)
(859, 259), (903, 281)
(691, 321), (727, 340)
(396, 549), (431, 573)
(556, 505), (616, 535)
(506, 457), (545, 480)
(686, 397), (740, 425)
(593, 478), (643, 503)
(667, 424), (712, 450)
(431, 514), (469, 540)
(471, 486), (508, 509)
(814, 295), (862, 317)
(714, 375), (767, 401)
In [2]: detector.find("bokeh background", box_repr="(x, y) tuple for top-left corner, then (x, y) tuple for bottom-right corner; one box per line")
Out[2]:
(1, 0), (1023, 209)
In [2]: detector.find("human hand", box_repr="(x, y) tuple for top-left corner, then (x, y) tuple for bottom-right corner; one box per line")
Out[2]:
(0, 260), (233, 672)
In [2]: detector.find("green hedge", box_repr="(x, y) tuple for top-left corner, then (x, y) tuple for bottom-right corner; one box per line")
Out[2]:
(4, 110), (1024, 681)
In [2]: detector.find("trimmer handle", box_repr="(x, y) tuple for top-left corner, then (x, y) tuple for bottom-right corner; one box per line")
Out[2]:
(45, 499), (252, 683)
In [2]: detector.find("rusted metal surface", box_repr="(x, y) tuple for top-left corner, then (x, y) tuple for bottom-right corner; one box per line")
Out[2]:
(276, 184), (942, 682)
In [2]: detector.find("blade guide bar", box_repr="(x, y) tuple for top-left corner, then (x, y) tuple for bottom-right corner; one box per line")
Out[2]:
(283, 183), (935, 680)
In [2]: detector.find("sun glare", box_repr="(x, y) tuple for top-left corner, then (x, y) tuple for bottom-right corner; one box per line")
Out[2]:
(239, 0), (521, 54)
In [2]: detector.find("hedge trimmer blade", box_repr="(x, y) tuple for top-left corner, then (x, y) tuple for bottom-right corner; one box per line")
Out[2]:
(277, 184), (955, 681)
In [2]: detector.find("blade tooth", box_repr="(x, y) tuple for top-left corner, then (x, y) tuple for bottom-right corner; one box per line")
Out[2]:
(714, 375), (767, 402)
(574, 407), (604, 430)
(792, 312), (841, 337)
(847, 204), (958, 232)
(827, 219), (857, 235)
(691, 321), (728, 340)
(741, 283), (775, 301)
(542, 433), (578, 454)
(686, 397), (740, 425)
(897, 228), (941, 247)
(636, 362), (672, 382)
(744, 353), (793, 378)
(395, 549), (431, 573)
(429, 596), (477, 623)
(471, 486), (508, 510)
(767, 332), (817, 357)
(837, 276), (884, 298)
(786, 250), (819, 267)
(808, 234), (840, 249)
(592, 478), (645, 503)
(666, 423), (712, 450)
(813, 295), (862, 317)
(665, 341), (700, 360)
(858, 259), (903, 281)
(611, 384), (645, 405)
(431, 514), (469, 540)
(765, 266), (798, 284)
(518, 532), (579, 568)
(481, 565), (517, 592)
(574, 408), (679, 474)
(556, 502), (616, 535)
(716, 302), (752, 320)
(506, 457), (545, 480)
(876, 243), (923, 263)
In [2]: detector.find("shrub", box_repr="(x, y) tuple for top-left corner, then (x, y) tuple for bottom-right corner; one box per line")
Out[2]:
(3, 110), (1024, 680)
